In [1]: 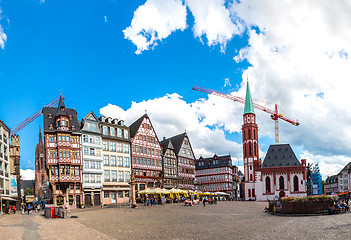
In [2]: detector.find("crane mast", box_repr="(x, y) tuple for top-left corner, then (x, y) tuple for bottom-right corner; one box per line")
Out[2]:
(192, 85), (299, 144)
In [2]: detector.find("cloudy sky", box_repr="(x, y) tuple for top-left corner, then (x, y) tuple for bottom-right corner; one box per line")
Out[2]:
(1, 0), (350, 180)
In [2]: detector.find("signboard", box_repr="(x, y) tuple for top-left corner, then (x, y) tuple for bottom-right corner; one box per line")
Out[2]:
(10, 175), (18, 197)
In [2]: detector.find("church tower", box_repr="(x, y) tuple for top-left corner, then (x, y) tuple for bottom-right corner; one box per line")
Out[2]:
(242, 81), (260, 200)
(34, 127), (48, 200)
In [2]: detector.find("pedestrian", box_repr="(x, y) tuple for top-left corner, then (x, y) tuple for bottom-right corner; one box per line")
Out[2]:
(21, 205), (25, 215)
(13, 205), (16, 214)
(8, 206), (11, 215)
(203, 197), (206, 207)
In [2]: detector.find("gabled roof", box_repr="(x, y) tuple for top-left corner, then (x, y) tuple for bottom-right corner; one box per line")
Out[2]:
(338, 162), (351, 175)
(82, 111), (99, 123)
(159, 138), (175, 154)
(244, 81), (255, 115)
(42, 98), (81, 133)
(262, 144), (300, 168)
(129, 114), (147, 138)
(196, 154), (232, 170)
(168, 132), (187, 156)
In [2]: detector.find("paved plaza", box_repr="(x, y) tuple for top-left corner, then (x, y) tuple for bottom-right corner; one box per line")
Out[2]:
(1, 201), (351, 239)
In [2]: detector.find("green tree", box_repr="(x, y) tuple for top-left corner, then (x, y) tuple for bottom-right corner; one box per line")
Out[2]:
(322, 180), (326, 194)
(25, 187), (34, 196)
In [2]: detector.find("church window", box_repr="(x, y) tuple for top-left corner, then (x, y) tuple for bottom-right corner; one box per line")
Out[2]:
(279, 176), (284, 190)
(294, 176), (299, 192)
(252, 188), (255, 197)
(254, 143), (257, 156)
(250, 165), (252, 170)
(248, 129), (251, 139)
(265, 177), (271, 193)
(248, 189), (251, 198)
(250, 174), (253, 181)
(253, 129), (256, 139)
(249, 143), (252, 156)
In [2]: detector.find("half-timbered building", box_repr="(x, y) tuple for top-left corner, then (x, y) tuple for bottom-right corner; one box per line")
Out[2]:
(130, 114), (163, 193)
(43, 96), (83, 208)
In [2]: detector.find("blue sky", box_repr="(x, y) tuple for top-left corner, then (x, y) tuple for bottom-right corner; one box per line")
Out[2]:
(2, 0), (351, 180)
(0, 0), (253, 171)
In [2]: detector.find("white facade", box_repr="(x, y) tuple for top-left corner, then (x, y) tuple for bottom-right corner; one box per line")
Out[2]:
(0, 121), (11, 201)
(81, 112), (103, 206)
(254, 171), (307, 201)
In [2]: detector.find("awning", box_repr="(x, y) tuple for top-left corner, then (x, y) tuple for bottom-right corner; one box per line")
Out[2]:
(1, 196), (19, 201)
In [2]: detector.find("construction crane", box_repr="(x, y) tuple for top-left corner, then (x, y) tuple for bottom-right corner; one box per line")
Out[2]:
(192, 85), (299, 144)
(10, 96), (64, 137)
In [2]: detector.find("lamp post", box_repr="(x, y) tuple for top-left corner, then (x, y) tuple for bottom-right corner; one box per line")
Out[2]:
(129, 172), (137, 208)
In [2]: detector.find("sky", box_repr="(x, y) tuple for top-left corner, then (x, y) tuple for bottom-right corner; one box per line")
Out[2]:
(1, 0), (351, 180)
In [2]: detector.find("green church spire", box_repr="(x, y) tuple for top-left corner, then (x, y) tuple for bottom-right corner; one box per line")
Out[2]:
(244, 81), (255, 115)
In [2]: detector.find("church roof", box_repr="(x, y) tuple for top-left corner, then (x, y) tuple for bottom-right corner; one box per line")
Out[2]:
(262, 144), (300, 168)
(244, 81), (255, 115)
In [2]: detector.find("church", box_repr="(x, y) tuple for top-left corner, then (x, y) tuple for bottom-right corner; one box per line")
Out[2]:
(242, 82), (307, 201)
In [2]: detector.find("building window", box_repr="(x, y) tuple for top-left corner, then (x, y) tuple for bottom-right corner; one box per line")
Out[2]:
(103, 141), (109, 151)
(104, 170), (110, 182)
(124, 144), (129, 153)
(294, 175), (299, 192)
(104, 155), (109, 166)
(117, 143), (123, 152)
(117, 129), (122, 137)
(83, 135), (88, 142)
(250, 174), (253, 181)
(118, 171), (124, 182)
(103, 126), (108, 135)
(248, 189), (251, 198)
(124, 130), (128, 139)
(279, 176), (284, 190)
(111, 171), (117, 182)
(118, 191), (123, 198)
(265, 177), (271, 193)
(118, 157), (123, 167)
(110, 142), (116, 152)
(104, 191), (109, 199)
(125, 172), (130, 182)
(110, 127), (115, 136)
(111, 156), (116, 166)
(125, 157), (130, 167)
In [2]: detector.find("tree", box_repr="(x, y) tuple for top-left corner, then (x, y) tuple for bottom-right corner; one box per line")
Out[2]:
(322, 180), (326, 194)
(25, 187), (34, 196)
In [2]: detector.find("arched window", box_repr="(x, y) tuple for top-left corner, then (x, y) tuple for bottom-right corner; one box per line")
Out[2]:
(250, 174), (253, 181)
(252, 188), (255, 197)
(254, 143), (257, 156)
(279, 176), (284, 190)
(265, 176), (271, 193)
(248, 129), (251, 139)
(294, 176), (299, 192)
(249, 143), (252, 156)
(244, 144), (246, 156)
(248, 189), (251, 198)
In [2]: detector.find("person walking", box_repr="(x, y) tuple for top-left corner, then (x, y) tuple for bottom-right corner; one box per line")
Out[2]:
(13, 205), (16, 214)
(8, 206), (11, 215)
(203, 197), (206, 207)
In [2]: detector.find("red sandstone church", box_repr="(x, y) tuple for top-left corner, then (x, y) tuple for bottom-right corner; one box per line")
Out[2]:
(242, 82), (307, 201)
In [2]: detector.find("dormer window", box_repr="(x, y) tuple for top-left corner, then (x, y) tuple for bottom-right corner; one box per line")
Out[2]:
(61, 106), (65, 111)
(48, 113), (53, 119)
(69, 115), (73, 120)
(49, 124), (53, 129)
(72, 125), (75, 130)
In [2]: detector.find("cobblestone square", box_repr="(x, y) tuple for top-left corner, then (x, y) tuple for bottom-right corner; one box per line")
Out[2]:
(1, 201), (351, 239)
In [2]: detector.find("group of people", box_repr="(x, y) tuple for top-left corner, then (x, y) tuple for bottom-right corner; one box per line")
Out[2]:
(202, 196), (217, 207)
(331, 200), (350, 214)
(5, 205), (17, 214)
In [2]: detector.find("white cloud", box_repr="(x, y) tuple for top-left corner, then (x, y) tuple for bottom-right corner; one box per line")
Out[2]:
(186, 0), (243, 52)
(228, 0), (351, 176)
(21, 169), (35, 180)
(224, 77), (231, 87)
(0, 10), (7, 49)
(123, 0), (187, 54)
(100, 93), (242, 160)
(104, 16), (108, 23)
